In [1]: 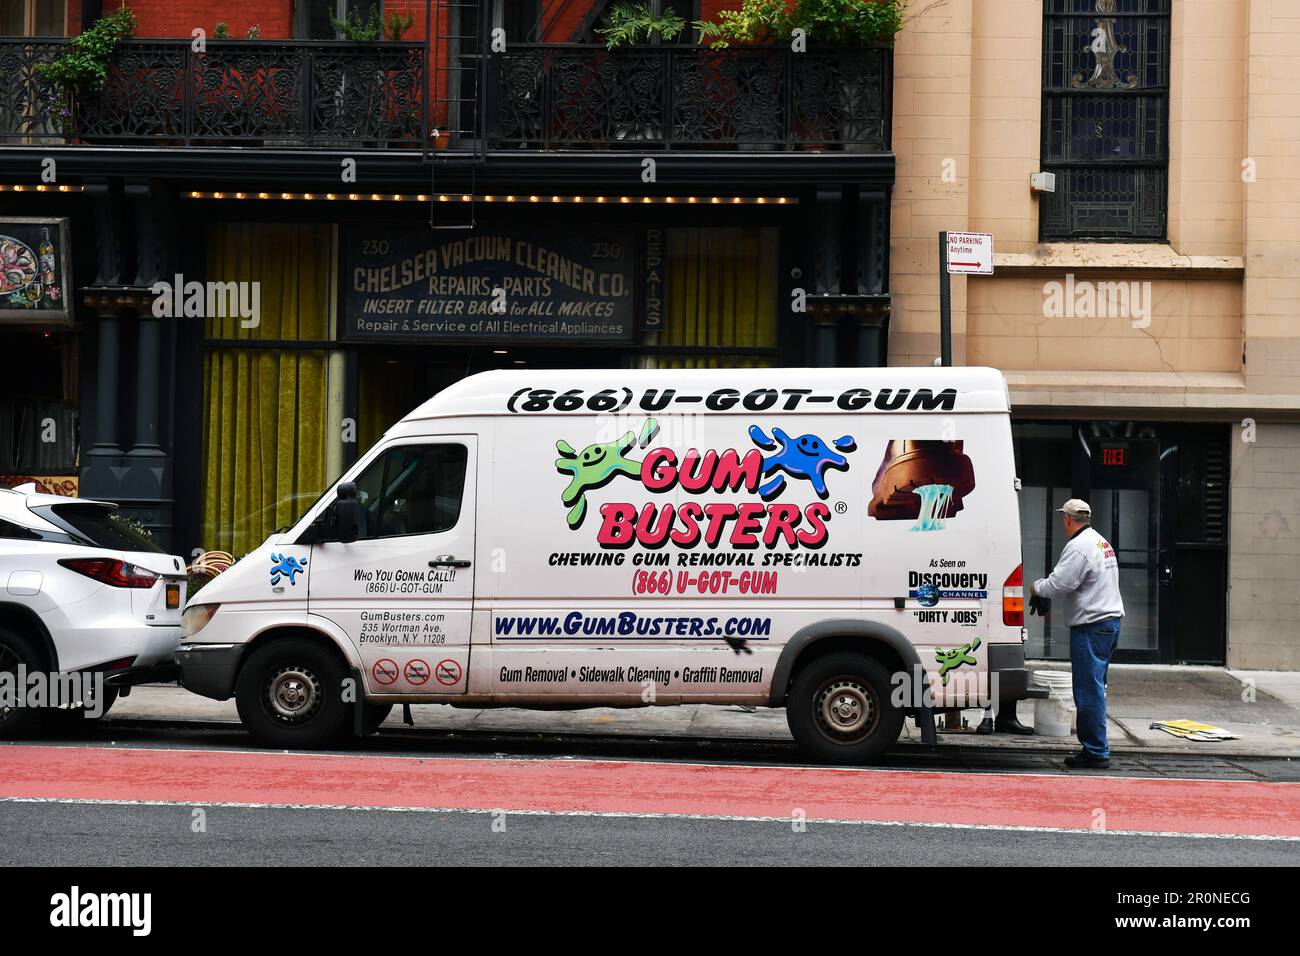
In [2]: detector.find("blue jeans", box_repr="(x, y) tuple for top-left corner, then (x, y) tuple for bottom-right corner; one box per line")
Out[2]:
(1070, 618), (1121, 759)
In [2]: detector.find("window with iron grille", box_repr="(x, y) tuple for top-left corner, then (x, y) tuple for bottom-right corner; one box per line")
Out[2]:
(1040, 0), (1170, 241)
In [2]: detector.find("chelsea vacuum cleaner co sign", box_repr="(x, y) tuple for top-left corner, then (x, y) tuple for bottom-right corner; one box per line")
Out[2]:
(343, 225), (636, 344)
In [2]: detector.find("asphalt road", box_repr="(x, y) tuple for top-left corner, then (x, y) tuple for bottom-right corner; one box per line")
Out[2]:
(2, 721), (1297, 866)
(2, 801), (1295, 867)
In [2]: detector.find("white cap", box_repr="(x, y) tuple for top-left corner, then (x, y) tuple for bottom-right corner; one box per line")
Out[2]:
(1057, 498), (1091, 520)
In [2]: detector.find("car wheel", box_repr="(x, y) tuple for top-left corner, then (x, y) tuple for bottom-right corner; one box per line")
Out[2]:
(0, 626), (41, 738)
(235, 637), (351, 749)
(786, 653), (904, 765)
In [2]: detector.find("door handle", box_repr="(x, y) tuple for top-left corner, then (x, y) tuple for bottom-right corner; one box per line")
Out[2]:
(429, 556), (471, 568)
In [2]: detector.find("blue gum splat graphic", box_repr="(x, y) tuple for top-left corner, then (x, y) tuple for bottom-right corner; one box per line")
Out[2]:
(911, 483), (955, 532)
(748, 426), (855, 500)
(269, 553), (308, 586)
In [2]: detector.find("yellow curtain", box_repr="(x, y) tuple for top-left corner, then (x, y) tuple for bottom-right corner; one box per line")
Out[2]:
(358, 353), (415, 451)
(649, 227), (778, 369)
(201, 223), (336, 555)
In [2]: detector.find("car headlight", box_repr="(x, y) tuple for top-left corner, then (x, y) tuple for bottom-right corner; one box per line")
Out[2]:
(180, 604), (220, 638)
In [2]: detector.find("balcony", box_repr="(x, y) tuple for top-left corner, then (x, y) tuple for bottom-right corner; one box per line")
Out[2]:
(492, 44), (890, 151)
(0, 39), (425, 147)
(0, 37), (891, 154)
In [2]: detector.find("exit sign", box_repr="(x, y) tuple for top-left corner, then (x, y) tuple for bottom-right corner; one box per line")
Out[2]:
(945, 232), (994, 275)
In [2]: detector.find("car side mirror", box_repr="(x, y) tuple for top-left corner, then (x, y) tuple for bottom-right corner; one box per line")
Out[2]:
(335, 481), (360, 544)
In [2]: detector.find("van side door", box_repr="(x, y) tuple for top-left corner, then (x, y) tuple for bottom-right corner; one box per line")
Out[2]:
(308, 437), (476, 696)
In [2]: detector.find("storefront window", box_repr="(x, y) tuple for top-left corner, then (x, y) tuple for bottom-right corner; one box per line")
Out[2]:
(201, 223), (344, 556)
(0, 328), (77, 484)
(645, 226), (779, 368)
(0, 0), (65, 36)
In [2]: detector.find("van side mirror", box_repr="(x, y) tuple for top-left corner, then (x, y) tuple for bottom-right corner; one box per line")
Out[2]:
(335, 481), (360, 544)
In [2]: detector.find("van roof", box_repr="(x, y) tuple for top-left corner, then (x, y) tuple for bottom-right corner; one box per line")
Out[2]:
(402, 366), (1010, 422)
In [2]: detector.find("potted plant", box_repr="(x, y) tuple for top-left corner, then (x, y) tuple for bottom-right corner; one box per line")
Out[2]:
(35, 7), (137, 142)
(597, 2), (686, 143)
(697, 0), (903, 150)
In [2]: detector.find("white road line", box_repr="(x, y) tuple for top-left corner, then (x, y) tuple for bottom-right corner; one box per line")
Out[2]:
(2, 795), (1298, 842)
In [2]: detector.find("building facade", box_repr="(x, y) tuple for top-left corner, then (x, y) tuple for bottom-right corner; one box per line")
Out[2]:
(892, 0), (1299, 668)
(0, 1), (895, 549)
(2, 0), (1298, 669)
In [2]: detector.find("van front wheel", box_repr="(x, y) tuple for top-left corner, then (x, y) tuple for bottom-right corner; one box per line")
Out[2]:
(236, 638), (351, 749)
(786, 653), (903, 765)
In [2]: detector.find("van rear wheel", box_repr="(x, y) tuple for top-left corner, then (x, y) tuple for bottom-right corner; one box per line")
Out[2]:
(786, 653), (903, 765)
(236, 638), (351, 749)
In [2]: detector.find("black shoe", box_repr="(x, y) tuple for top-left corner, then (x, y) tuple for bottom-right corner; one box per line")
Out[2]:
(1064, 753), (1111, 770)
(975, 716), (994, 735)
(995, 713), (1036, 736)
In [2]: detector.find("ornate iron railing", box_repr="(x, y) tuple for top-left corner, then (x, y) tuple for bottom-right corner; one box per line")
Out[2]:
(0, 38), (425, 147)
(0, 38), (891, 152)
(491, 44), (891, 150)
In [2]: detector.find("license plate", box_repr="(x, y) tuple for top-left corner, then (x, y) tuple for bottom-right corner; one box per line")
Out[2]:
(166, 583), (181, 609)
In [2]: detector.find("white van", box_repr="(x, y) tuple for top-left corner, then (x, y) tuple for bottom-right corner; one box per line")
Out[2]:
(178, 367), (1031, 762)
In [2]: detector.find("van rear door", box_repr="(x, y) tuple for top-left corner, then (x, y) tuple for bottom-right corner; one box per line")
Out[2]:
(308, 436), (476, 696)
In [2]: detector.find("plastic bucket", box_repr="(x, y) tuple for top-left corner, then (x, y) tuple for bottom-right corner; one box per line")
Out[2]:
(1032, 669), (1075, 737)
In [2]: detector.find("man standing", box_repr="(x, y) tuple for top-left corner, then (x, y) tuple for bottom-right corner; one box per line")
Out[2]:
(1030, 499), (1124, 769)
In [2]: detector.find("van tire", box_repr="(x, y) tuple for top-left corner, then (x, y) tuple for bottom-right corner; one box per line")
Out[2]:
(235, 638), (351, 749)
(786, 653), (903, 765)
(0, 626), (41, 738)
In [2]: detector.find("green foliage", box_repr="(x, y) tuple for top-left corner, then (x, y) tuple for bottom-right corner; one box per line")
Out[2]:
(796, 0), (904, 44)
(330, 3), (384, 41)
(213, 21), (230, 39)
(36, 7), (137, 95)
(697, 0), (904, 49)
(385, 11), (416, 40)
(597, 1), (686, 50)
(245, 24), (262, 39)
(695, 0), (793, 48)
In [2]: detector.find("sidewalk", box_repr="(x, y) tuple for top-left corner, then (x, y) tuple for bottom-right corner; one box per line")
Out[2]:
(108, 663), (1300, 759)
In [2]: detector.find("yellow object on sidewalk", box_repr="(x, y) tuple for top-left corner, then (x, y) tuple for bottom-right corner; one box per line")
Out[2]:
(1149, 719), (1239, 741)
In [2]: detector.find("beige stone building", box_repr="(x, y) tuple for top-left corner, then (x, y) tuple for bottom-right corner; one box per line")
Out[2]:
(889, 0), (1299, 668)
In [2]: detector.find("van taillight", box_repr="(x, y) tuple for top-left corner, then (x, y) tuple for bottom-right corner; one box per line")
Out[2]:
(1003, 564), (1024, 626)
(59, 558), (159, 589)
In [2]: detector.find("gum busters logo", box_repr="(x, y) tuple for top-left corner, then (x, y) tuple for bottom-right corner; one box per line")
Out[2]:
(556, 419), (854, 549)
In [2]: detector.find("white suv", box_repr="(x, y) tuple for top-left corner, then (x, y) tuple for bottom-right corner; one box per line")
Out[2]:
(0, 484), (187, 734)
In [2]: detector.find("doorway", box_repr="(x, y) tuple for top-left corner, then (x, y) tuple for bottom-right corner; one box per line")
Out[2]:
(1013, 421), (1229, 664)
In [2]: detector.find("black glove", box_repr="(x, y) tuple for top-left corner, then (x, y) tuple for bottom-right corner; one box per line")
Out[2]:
(1028, 593), (1050, 617)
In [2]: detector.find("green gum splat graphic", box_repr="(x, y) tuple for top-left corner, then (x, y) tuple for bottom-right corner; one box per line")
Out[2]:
(935, 636), (981, 685)
(555, 418), (659, 529)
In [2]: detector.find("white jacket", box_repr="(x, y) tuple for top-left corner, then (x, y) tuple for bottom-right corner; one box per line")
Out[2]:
(1033, 526), (1125, 627)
